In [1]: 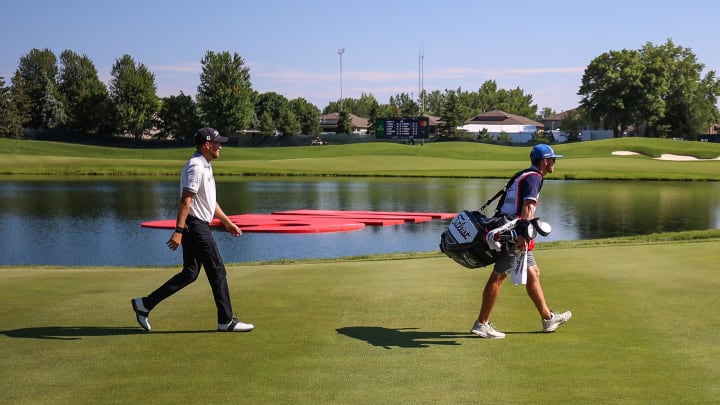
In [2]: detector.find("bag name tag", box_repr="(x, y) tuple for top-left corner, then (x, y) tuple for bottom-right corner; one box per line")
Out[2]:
(449, 212), (479, 243)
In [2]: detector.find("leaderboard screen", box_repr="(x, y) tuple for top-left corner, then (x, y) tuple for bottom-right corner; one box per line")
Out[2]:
(375, 117), (430, 139)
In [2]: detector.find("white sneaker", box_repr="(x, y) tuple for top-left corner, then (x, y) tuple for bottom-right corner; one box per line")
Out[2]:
(542, 310), (572, 332)
(131, 298), (151, 331)
(470, 320), (505, 339)
(218, 318), (254, 332)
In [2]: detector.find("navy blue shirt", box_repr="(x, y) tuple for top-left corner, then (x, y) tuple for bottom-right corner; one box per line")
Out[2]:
(499, 167), (544, 217)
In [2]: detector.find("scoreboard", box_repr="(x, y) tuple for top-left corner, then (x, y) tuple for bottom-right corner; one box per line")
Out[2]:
(375, 117), (430, 139)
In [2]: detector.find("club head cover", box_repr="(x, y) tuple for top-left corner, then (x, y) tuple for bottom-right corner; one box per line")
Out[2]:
(531, 218), (552, 237)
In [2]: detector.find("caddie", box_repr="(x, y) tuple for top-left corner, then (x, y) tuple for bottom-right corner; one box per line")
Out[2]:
(471, 144), (572, 338)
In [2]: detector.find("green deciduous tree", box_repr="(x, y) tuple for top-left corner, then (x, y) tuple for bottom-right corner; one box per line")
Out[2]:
(197, 51), (254, 135)
(476, 80), (499, 112)
(690, 71), (720, 139)
(559, 109), (588, 142)
(255, 91), (288, 135)
(423, 90), (445, 116)
(58, 50), (111, 134)
(388, 93), (420, 117)
(289, 97), (320, 135)
(495, 87), (538, 119)
(258, 111), (275, 135)
(322, 100), (341, 114)
(456, 87), (479, 119)
(324, 93), (380, 122)
(465, 81), (539, 120)
(324, 93), (382, 134)
(538, 107), (555, 120)
(109, 54), (159, 140)
(353, 93), (380, 120)
(641, 40), (720, 138)
(157, 92), (201, 142)
(253, 93), (313, 136)
(390, 81), (538, 125)
(579, 49), (643, 137)
(277, 106), (300, 135)
(323, 82), (541, 135)
(579, 39), (720, 138)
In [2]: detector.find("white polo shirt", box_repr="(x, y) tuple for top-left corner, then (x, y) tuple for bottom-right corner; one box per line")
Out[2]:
(180, 151), (217, 223)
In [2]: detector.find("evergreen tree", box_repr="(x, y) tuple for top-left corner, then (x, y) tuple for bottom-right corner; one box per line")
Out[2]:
(15, 48), (62, 129)
(439, 90), (464, 137)
(0, 76), (23, 138)
(35, 75), (66, 129)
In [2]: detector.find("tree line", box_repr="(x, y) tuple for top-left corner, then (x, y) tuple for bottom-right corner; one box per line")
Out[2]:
(579, 39), (719, 139)
(0, 39), (717, 142)
(0, 49), (317, 142)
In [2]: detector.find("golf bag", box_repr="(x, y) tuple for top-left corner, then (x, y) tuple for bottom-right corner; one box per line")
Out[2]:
(439, 211), (515, 268)
(439, 168), (549, 269)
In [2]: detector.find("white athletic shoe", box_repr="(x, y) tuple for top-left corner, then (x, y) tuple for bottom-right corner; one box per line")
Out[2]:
(470, 320), (505, 339)
(542, 310), (572, 332)
(218, 318), (254, 332)
(131, 297), (151, 332)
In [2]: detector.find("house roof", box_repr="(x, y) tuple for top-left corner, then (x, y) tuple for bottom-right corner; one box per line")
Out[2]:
(423, 114), (443, 126)
(543, 108), (579, 122)
(465, 110), (543, 127)
(320, 112), (371, 129)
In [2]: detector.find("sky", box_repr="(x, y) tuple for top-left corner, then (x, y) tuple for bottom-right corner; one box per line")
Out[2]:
(2, 0), (719, 113)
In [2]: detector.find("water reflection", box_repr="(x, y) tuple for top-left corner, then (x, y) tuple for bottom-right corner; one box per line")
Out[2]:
(0, 177), (717, 266)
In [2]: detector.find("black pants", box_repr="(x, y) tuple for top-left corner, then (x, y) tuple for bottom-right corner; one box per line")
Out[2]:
(144, 216), (234, 323)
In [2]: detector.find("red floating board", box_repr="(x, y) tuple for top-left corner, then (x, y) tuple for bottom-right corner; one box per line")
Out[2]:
(275, 209), (456, 221)
(141, 209), (455, 234)
(268, 212), (406, 226)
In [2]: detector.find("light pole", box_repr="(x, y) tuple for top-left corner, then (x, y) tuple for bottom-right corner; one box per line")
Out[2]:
(337, 48), (345, 111)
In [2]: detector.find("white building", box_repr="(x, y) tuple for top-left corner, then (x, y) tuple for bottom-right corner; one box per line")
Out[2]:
(458, 110), (543, 143)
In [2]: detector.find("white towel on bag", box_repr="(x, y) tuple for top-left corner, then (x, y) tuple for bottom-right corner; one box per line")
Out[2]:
(510, 248), (528, 285)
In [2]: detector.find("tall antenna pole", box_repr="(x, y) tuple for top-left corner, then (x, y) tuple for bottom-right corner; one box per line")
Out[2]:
(337, 48), (345, 112)
(418, 47), (421, 113)
(421, 44), (424, 114)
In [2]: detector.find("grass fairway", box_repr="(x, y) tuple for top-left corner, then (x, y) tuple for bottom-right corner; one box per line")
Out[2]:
(2, 137), (719, 180)
(2, 236), (719, 404)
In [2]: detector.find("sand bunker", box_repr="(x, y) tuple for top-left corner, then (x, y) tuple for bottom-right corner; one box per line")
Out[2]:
(612, 151), (720, 161)
(654, 154), (720, 161)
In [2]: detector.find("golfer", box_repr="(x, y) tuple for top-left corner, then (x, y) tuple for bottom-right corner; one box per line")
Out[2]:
(131, 127), (253, 332)
(471, 144), (571, 338)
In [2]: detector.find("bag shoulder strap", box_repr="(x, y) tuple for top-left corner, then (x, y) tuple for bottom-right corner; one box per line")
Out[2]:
(480, 168), (542, 216)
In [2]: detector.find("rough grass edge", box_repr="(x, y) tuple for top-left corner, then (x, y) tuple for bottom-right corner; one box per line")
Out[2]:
(244, 228), (720, 265)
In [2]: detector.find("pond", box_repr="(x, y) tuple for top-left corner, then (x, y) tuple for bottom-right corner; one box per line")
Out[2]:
(1, 177), (718, 266)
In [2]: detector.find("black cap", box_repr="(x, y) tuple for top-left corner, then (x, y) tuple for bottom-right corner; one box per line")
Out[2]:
(193, 127), (228, 145)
